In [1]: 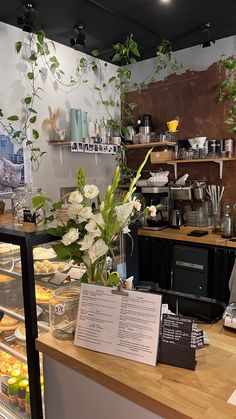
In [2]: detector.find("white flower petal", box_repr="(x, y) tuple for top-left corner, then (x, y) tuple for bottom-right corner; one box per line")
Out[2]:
(61, 228), (79, 246)
(83, 184), (99, 200)
(88, 239), (108, 264)
(68, 190), (83, 204)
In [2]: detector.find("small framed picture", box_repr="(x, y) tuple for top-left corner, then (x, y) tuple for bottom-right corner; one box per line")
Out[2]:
(78, 142), (84, 152)
(71, 142), (78, 152)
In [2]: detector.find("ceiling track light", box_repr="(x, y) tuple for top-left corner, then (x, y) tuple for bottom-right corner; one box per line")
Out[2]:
(17, 1), (37, 33)
(200, 22), (215, 48)
(70, 24), (86, 49)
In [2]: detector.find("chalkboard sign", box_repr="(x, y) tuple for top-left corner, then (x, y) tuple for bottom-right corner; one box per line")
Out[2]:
(158, 314), (196, 370)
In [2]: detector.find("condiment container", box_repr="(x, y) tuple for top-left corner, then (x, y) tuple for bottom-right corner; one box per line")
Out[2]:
(18, 379), (29, 411)
(49, 286), (80, 340)
(25, 386), (31, 415)
(8, 377), (19, 405)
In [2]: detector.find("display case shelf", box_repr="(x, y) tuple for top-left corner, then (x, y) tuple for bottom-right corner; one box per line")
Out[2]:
(0, 394), (27, 419)
(0, 342), (27, 364)
(0, 305), (49, 333)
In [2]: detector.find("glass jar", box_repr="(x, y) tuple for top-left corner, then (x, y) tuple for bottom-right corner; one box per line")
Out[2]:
(223, 302), (236, 328)
(12, 185), (43, 225)
(49, 286), (80, 340)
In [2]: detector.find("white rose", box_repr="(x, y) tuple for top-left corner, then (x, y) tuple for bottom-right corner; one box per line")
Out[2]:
(85, 219), (101, 237)
(83, 184), (99, 199)
(78, 234), (94, 251)
(88, 239), (109, 264)
(148, 205), (157, 217)
(67, 204), (82, 220)
(68, 190), (83, 204)
(115, 203), (133, 224)
(91, 213), (105, 228)
(61, 228), (79, 246)
(77, 206), (93, 223)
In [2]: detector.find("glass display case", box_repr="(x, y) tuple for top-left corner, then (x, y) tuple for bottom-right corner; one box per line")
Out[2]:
(0, 223), (79, 419)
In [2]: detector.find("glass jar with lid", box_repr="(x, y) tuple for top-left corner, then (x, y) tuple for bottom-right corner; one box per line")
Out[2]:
(12, 185), (44, 225)
(49, 286), (80, 340)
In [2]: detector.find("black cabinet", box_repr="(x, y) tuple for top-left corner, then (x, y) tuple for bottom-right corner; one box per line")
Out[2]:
(137, 235), (235, 304)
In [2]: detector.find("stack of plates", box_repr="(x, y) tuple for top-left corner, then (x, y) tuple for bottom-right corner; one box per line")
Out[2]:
(186, 211), (198, 226)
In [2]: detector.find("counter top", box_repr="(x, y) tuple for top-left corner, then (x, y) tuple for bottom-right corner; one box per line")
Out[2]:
(0, 213), (12, 225)
(139, 226), (236, 249)
(36, 322), (236, 419)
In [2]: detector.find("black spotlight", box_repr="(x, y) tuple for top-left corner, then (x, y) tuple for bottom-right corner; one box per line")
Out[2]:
(201, 22), (215, 48)
(71, 24), (85, 49)
(17, 1), (37, 33)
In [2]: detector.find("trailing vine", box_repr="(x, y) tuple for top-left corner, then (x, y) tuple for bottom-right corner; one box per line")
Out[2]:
(219, 56), (236, 134)
(0, 31), (182, 172)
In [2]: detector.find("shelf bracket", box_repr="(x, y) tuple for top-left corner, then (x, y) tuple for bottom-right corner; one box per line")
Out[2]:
(167, 161), (178, 179)
(214, 160), (223, 179)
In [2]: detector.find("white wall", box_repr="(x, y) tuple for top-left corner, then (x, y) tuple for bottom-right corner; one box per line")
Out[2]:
(129, 34), (236, 87)
(0, 22), (119, 201)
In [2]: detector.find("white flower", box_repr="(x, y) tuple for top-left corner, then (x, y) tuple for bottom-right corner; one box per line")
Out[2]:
(78, 234), (94, 251)
(130, 199), (141, 212)
(77, 206), (93, 223)
(123, 225), (131, 234)
(91, 213), (105, 228)
(61, 228), (79, 246)
(68, 190), (83, 204)
(88, 239), (109, 264)
(115, 203), (133, 225)
(85, 219), (101, 237)
(147, 205), (157, 217)
(67, 204), (82, 220)
(83, 184), (99, 199)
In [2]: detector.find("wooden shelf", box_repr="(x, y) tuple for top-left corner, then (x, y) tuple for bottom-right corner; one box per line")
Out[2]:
(168, 157), (236, 164)
(126, 141), (176, 149)
(165, 157), (236, 179)
(48, 141), (71, 146)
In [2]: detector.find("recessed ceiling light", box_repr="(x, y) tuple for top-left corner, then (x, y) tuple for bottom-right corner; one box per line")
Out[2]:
(160, 0), (171, 4)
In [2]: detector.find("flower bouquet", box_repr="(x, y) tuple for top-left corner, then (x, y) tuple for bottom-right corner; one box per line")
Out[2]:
(33, 148), (157, 286)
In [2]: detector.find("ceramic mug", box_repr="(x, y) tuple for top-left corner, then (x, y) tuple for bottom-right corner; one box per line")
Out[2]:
(112, 137), (121, 145)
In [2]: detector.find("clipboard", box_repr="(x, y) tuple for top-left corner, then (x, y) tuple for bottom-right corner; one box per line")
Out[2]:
(74, 283), (162, 366)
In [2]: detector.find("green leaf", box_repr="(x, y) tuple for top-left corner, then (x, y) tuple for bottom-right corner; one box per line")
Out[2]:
(129, 57), (137, 64)
(7, 115), (19, 121)
(92, 64), (98, 72)
(30, 53), (37, 61)
(224, 117), (234, 125)
(37, 32), (44, 46)
(67, 219), (77, 229)
(102, 83), (107, 88)
(52, 243), (71, 260)
(36, 43), (44, 55)
(26, 140), (32, 146)
(12, 131), (21, 138)
(15, 41), (22, 54)
(112, 53), (121, 63)
(28, 108), (37, 114)
(220, 79), (229, 89)
(91, 49), (100, 57)
(27, 72), (34, 80)
(24, 97), (32, 104)
(109, 76), (116, 83)
(79, 57), (87, 68)
(0, 109), (3, 117)
(33, 129), (39, 139)
(94, 87), (101, 91)
(130, 40), (140, 57)
(52, 201), (63, 210)
(30, 116), (37, 123)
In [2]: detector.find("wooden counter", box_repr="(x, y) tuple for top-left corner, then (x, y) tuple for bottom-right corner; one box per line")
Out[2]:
(139, 226), (236, 249)
(0, 213), (12, 226)
(36, 322), (236, 419)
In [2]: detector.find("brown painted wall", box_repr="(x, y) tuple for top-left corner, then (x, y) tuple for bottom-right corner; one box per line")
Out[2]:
(126, 62), (236, 207)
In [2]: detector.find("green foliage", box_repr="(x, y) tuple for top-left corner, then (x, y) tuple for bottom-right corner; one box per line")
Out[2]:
(76, 168), (86, 194)
(219, 56), (236, 133)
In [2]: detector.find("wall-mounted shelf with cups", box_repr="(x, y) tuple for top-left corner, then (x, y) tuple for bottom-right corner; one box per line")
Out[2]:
(166, 157), (236, 179)
(48, 140), (72, 146)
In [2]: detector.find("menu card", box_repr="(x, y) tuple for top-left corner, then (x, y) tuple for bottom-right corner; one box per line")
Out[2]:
(74, 284), (162, 365)
(158, 314), (196, 370)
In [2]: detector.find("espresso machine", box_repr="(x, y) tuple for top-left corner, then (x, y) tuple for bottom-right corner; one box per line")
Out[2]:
(141, 186), (173, 229)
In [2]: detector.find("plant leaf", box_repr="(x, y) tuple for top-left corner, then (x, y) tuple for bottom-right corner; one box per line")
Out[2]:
(7, 115), (19, 121)
(16, 41), (22, 54)
(33, 129), (39, 139)
(24, 97), (32, 104)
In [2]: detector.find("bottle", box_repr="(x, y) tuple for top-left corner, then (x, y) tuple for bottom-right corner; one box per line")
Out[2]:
(18, 379), (29, 411)
(8, 377), (19, 405)
(99, 118), (108, 143)
(25, 386), (31, 415)
(221, 204), (233, 238)
(11, 369), (22, 383)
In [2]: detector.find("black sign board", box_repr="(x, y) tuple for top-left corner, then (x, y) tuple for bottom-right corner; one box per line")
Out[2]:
(158, 314), (196, 370)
